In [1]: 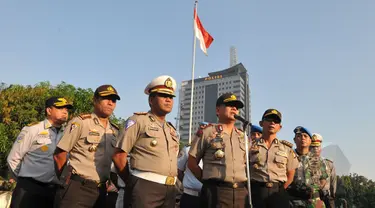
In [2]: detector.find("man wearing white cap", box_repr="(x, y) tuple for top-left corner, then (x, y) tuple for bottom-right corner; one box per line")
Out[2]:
(113, 75), (179, 208)
(311, 133), (337, 208)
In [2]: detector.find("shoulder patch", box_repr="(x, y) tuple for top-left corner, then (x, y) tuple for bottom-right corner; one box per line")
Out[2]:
(27, 121), (39, 127)
(196, 129), (203, 137)
(281, 140), (293, 148)
(124, 119), (136, 130)
(79, 113), (92, 120)
(167, 122), (176, 130)
(134, 112), (148, 115)
(110, 121), (119, 130)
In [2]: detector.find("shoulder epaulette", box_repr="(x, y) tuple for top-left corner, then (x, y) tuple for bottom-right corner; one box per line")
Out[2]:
(133, 112), (148, 115)
(324, 158), (333, 163)
(167, 122), (176, 130)
(236, 128), (244, 132)
(79, 113), (92, 120)
(110, 121), (119, 130)
(281, 140), (293, 148)
(27, 121), (40, 127)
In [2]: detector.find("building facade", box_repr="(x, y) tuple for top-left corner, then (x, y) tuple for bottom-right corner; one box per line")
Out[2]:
(178, 63), (251, 141)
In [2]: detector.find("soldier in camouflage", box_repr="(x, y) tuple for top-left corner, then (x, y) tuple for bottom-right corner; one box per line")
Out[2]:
(311, 133), (337, 208)
(288, 126), (328, 208)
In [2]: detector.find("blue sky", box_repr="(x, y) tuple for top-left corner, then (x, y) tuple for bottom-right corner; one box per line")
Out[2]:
(1, 1), (374, 179)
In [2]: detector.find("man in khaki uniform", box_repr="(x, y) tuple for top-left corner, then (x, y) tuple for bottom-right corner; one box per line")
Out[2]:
(112, 75), (179, 208)
(54, 85), (120, 208)
(7, 97), (73, 208)
(250, 109), (298, 208)
(188, 93), (249, 208)
(311, 133), (337, 208)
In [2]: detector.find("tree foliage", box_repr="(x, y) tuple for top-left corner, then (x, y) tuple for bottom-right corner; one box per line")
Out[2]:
(0, 82), (125, 176)
(336, 173), (375, 207)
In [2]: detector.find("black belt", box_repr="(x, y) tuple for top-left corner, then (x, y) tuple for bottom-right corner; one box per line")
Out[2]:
(19, 177), (57, 188)
(70, 174), (106, 189)
(251, 180), (284, 188)
(203, 179), (246, 189)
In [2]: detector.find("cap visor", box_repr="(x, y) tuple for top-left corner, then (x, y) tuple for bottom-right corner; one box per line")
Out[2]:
(225, 100), (244, 109)
(263, 114), (281, 121)
(100, 93), (121, 100)
(54, 104), (74, 109)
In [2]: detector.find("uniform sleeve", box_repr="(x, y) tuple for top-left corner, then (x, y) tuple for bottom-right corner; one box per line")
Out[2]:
(7, 127), (34, 175)
(286, 148), (299, 171)
(177, 147), (188, 171)
(57, 117), (83, 152)
(189, 132), (207, 161)
(319, 158), (329, 180)
(330, 162), (337, 196)
(116, 116), (141, 153)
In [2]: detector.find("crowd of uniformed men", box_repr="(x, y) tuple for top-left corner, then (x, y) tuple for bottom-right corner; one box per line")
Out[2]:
(6, 75), (337, 208)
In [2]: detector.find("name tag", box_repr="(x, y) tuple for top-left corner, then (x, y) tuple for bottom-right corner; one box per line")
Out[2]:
(148, 126), (159, 131)
(276, 151), (287, 157)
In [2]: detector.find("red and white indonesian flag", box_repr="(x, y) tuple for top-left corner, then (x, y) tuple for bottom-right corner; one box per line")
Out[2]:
(194, 8), (214, 55)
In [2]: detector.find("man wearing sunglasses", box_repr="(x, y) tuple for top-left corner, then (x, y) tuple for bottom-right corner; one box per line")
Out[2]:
(54, 85), (121, 208)
(113, 75), (179, 208)
(7, 97), (73, 208)
(188, 93), (249, 208)
(249, 109), (299, 208)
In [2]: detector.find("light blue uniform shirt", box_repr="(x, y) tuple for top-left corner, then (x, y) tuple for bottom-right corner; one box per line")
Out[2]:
(7, 119), (64, 184)
(177, 146), (203, 191)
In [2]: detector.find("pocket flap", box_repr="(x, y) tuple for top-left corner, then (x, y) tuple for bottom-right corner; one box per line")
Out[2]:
(145, 128), (159, 138)
(275, 155), (287, 164)
(36, 138), (51, 145)
(86, 136), (101, 144)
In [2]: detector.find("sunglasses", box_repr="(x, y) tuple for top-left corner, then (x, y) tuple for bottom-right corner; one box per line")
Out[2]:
(263, 117), (281, 124)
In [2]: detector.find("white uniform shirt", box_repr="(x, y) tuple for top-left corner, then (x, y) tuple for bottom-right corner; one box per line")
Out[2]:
(7, 119), (64, 184)
(177, 146), (203, 191)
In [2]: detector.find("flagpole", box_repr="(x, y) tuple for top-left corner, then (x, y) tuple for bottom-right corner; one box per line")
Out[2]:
(188, 0), (198, 144)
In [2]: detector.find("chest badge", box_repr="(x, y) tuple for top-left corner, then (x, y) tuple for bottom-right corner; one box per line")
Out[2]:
(150, 139), (158, 147)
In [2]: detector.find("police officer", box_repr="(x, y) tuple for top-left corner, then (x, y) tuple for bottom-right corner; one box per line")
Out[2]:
(178, 122), (206, 208)
(288, 127), (327, 208)
(188, 93), (248, 208)
(250, 125), (262, 141)
(112, 75), (178, 208)
(311, 133), (336, 208)
(53, 85), (120, 208)
(249, 109), (298, 208)
(7, 97), (73, 208)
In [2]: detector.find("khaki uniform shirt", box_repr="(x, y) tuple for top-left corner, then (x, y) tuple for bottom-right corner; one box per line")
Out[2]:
(189, 124), (247, 183)
(323, 158), (337, 196)
(117, 112), (179, 177)
(250, 138), (298, 183)
(7, 119), (64, 184)
(57, 113), (119, 182)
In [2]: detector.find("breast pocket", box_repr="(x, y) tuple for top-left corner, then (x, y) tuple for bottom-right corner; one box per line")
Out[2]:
(238, 140), (247, 163)
(250, 149), (260, 163)
(86, 136), (102, 152)
(274, 155), (288, 169)
(143, 128), (161, 150)
(35, 137), (52, 154)
(203, 139), (225, 164)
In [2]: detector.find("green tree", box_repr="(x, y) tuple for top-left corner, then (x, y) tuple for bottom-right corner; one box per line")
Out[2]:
(0, 81), (124, 177)
(336, 173), (375, 207)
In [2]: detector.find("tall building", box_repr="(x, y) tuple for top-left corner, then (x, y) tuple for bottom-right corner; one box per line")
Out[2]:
(178, 63), (251, 140)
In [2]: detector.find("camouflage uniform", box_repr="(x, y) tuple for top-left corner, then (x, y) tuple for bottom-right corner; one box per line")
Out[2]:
(289, 151), (328, 208)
